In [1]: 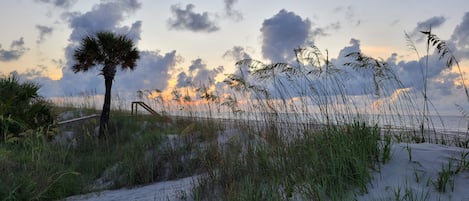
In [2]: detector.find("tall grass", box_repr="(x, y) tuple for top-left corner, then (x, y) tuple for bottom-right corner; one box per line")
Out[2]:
(0, 110), (216, 200)
(2, 30), (468, 200)
(188, 30), (468, 200)
(196, 121), (382, 200)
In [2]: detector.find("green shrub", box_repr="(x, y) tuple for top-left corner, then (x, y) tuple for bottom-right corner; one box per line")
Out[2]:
(0, 75), (55, 143)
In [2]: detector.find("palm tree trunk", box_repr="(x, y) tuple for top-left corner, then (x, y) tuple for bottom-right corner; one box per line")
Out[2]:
(99, 76), (113, 138)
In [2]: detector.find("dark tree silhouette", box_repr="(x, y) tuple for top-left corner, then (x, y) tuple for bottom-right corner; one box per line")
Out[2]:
(72, 31), (140, 137)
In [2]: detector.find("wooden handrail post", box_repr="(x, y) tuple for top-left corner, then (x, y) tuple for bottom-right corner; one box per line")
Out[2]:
(131, 101), (161, 117)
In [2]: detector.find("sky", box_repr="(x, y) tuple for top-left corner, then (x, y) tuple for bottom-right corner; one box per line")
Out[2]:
(1, 0), (469, 115)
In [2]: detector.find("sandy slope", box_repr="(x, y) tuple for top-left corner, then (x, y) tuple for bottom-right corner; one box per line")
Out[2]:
(66, 175), (201, 201)
(359, 143), (469, 201)
(66, 143), (469, 201)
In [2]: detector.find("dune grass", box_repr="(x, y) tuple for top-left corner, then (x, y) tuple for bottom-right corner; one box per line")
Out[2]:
(1, 31), (468, 200)
(195, 121), (384, 200)
(0, 103), (388, 200)
(0, 111), (214, 200)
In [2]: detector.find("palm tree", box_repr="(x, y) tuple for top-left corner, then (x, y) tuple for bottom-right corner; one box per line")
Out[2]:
(72, 31), (140, 137)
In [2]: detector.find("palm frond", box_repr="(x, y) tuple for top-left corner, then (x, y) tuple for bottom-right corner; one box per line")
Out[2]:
(73, 31), (140, 74)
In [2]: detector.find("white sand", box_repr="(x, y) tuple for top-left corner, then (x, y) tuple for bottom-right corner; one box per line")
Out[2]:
(359, 143), (469, 201)
(66, 143), (469, 201)
(66, 175), (201, 201)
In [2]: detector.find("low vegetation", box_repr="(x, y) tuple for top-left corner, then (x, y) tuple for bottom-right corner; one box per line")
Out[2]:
(0, 109), (216, 200)
(0, 75), (55, 143)
(196, 121), (385, 200)
(0, 30), (468, 201)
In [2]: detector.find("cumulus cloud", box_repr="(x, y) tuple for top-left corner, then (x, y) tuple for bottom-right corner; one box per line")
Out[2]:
(392, 55), (445, 90)
(410, 16), (446, 42)
(35, 0), (77, 9)
(225, 12), (468, 113)
(451, 12), (469, 46)
(176, 58), (224, 88)
(167, 4), (219, 33)
(177, 72), (191, 88)
(14, 0), (180, 100)
(329, 38), (456, 98)
(36, 25), (53, 44)
(401, 12), (469, 106)
(56, 0), (181, 98)
(260, 9), (312, 63)
(337, 38), (361, 58)
(330, 38), (377, 96)
(53, 0), (144, 96)
(222, 46), (251, 61)
(115, 20), (143, 44)
(0, 37), (29, 62)
(391, 55), (466, 113)
(450, 12), (469, 60)
(66, 0), (141, 42)
(17, 49), (181, 97)
(224, 0), (243, 22)
(115, 50), (181, 93)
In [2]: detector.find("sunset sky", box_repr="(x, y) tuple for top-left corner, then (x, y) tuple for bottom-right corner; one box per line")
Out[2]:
(1, 0), (469, 114)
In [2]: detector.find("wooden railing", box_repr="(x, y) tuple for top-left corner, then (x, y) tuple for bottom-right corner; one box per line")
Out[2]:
(57, 114), (100, 126)
(131, 101), (161, 116)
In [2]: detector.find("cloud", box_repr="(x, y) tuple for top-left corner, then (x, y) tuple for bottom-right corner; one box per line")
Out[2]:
(224, 0), (243, 22)
(57, 0), (155, 97)
(66, 0), (141, 42)
(392, 54), (446, 91)
(450, 12), (469, 59)
(310, 27), (328, 39)
(36, 25), (54, 44)
(176, 58), (224, 88)
(35, 0), (77, 9)
(390, 19), (400, 26)
(115, 20), (143, 44)
(167, 4), (219, 33)
(50, 0), (144, 96)
(15, 49), (181, 98)
(330, 38), (459, 99)
(222, 46), (251, 61)
(451, 12), (469, 46)
(308, 21), (341, 41)
(410, 16), (446, 42)
(337, 38), (361, 58)
(0, 37), (29, 62)
(334, 5), (360, 26)
(330, 38), (379, 96)
(115, 50), (181, 93)
(261, 9), (312, 63)
(177, 72), (191, 88)
(225, 32), (468, 115)
(224, 40), (365, 101)
(11, 0), (162, 98)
